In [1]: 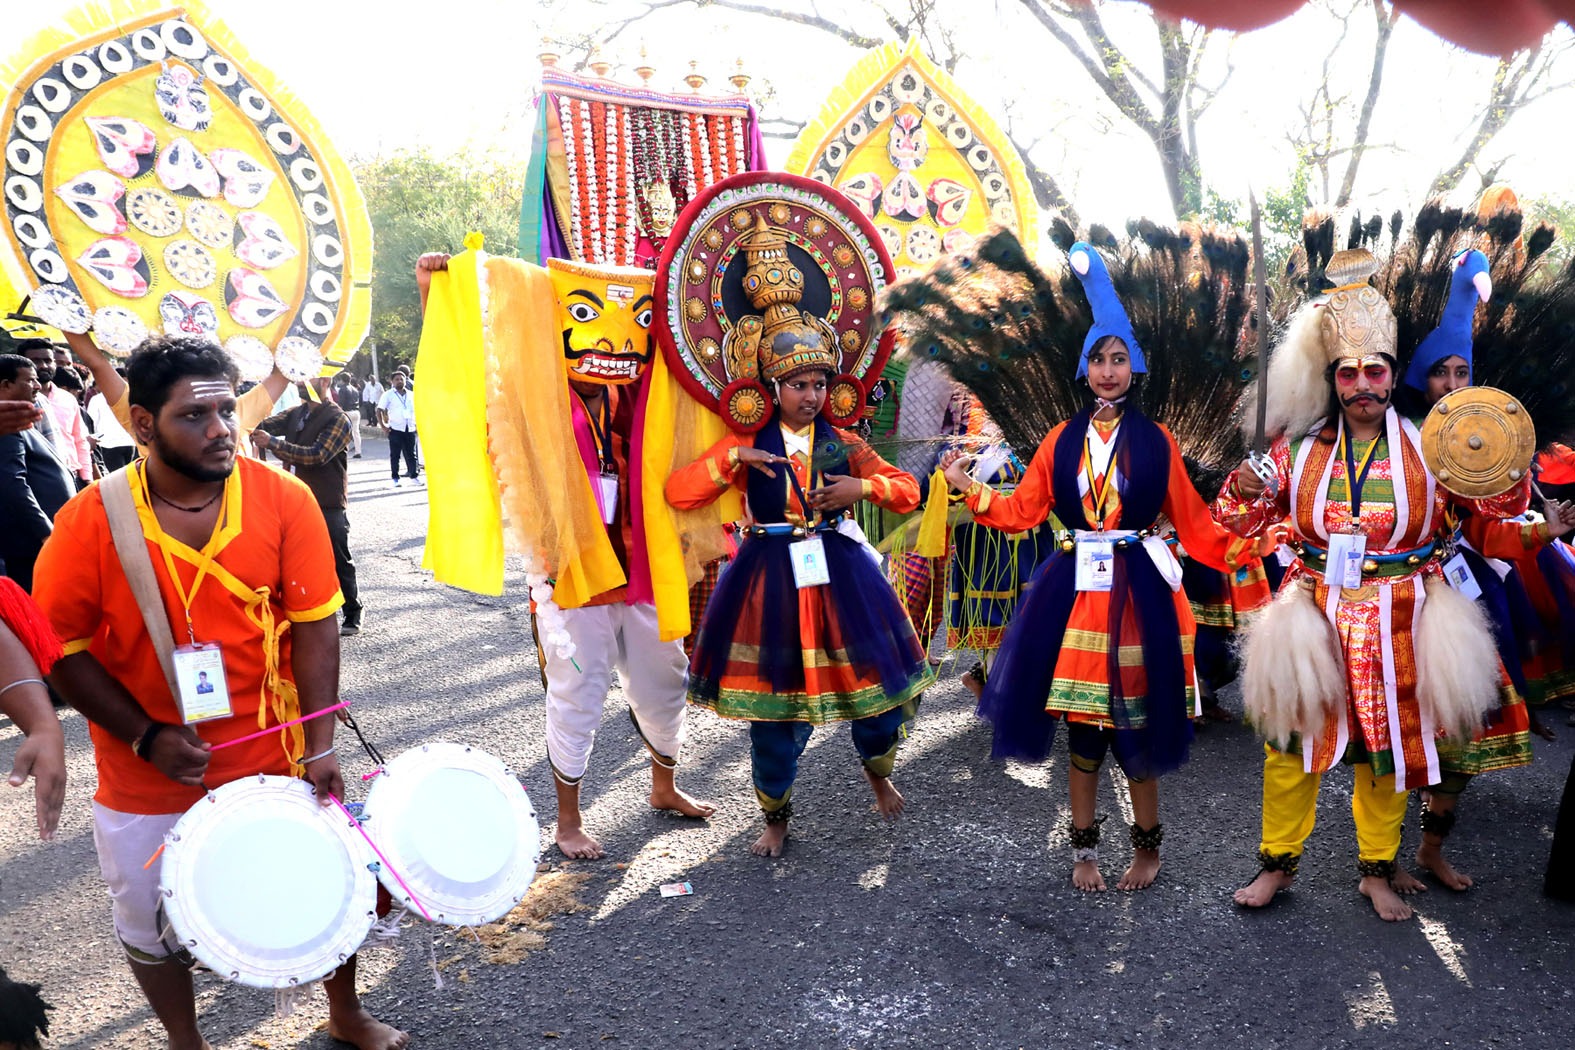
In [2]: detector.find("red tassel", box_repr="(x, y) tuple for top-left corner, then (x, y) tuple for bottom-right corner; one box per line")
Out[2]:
(0, 578), (64, 675)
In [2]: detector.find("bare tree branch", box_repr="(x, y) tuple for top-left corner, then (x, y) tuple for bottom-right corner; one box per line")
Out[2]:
(1004, 127), (1079, 226)
(1334, 0), (1397, 205)
(1429, 37), (1575, 197)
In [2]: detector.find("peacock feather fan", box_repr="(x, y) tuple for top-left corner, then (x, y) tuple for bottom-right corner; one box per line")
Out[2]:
(878, 223), (1259, 476)
(1371, 194), (1575, 449)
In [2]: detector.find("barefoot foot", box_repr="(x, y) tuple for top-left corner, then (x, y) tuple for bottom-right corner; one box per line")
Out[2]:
(1359, 875), (1414, 921)
(863, 769), (905, 820)
(751, 821), (788, 857)
(1390, 866), (1429, 895)
(1415, 842), (1473, 891)
(328, 1006), (410, 1050)
(1072, 859), (1107, 892)
(1233, 869), (1293, 908)
(555, 825), (604, 860)
(649, 786), (716, 819)
(1117, 848), (1162, 891)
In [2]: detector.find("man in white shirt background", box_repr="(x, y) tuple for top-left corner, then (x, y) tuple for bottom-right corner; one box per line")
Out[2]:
(376, 370), (419, 487)
(86, 369), (136, 471)
(362, 374), (383, 419)
(17, 339), (91, 487)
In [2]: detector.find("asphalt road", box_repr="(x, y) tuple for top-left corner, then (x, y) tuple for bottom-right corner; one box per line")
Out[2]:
(3, 435), (1573, 1050)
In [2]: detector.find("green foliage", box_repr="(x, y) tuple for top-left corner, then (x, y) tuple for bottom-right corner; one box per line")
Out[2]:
(1523, 194), (1575, 276)
(354, 149), (525, 371)
(1201, 156), (1314, 277)
(1262, 156), (1313, 237)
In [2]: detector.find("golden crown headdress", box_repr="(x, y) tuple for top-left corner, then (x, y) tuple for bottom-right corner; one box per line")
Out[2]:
(1318, 248), (1396, 367)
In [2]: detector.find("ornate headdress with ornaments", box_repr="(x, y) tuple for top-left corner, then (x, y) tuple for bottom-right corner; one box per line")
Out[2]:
(1258, 247), (1397, 440)
(1318, 248), (1397, 369)
(655, 172), (897, 434)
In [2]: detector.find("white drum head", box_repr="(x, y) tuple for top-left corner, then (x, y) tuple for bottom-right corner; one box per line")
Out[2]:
(160, 775), (377, 988)
(359, 742), (540, 926)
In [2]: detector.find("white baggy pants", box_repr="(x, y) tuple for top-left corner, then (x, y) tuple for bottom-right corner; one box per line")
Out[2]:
(542, 601), (689, 783)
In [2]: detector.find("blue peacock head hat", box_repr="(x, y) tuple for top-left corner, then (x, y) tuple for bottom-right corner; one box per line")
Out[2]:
(1402, 249), (1491, 391)
(1068, 241), (1146, 378)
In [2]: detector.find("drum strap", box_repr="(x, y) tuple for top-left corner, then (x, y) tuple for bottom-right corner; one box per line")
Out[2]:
(102, 467), (182, 702)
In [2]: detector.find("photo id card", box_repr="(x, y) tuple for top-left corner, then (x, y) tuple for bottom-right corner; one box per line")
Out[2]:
(172, 642), (232, 724)
(790, 535), (831, 589)
(1075, 536), (1115, 592)
(596, 473), (619, 525)
(1442, 552), (1483, 601)
(1324, 532), (1367, 589)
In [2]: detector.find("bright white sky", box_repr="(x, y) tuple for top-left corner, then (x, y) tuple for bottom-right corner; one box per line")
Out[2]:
(13, 0), (1575, 232)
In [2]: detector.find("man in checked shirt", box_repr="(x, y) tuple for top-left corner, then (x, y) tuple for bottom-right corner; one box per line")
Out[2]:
(251, 378), (364, 636)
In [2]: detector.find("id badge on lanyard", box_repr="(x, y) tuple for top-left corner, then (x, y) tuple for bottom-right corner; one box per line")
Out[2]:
(1324, 532), (1367, 589)
(1075, 535), (1115, 592)
(172, 642), (233, 723)
(790, 535), (831, 589)
(1442, 552), (1482, 601)
(596, 472), (619, 525)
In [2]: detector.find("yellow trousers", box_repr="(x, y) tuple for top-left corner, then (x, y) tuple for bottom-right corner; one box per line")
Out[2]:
(1259, 745), (1409, 862)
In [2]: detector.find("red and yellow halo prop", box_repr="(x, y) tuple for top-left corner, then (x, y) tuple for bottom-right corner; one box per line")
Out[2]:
(654, 171), (896, 428)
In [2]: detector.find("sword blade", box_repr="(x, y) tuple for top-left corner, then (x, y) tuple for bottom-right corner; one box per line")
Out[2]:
(1249, 190), (1271, 453)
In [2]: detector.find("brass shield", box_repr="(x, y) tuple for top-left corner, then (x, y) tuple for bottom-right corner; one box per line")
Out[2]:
(1420, 386), (1535, 498)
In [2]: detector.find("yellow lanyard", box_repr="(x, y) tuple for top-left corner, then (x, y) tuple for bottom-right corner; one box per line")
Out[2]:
(138, 462), (228, 644)
(1083, 434), (1116, 524)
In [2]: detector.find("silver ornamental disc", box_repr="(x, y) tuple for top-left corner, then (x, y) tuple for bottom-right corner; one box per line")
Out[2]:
(29, 285), (93, 334)
(273, 336), (322, 382)
(93, 307), (149, 356)
(223, 334), (274, 383)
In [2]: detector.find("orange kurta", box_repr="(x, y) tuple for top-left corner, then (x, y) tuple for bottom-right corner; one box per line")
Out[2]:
(35, 458), (342, 814)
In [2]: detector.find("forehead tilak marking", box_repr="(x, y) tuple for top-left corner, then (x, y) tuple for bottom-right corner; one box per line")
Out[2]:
(189, 380), (233, 399)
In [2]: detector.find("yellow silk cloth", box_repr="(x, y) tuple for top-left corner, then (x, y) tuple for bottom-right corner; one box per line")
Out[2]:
(417, 251), (736, 637)
(414, 249), (506, 594)
(640, 348), (741, 639)
(913, 468), (950, 558)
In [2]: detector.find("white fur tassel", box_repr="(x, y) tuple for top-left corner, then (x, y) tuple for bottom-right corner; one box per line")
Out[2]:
(1240, 581), (1346, 747)
(1416, 576), (1501, 740)
(1243, 303), (1331, 444)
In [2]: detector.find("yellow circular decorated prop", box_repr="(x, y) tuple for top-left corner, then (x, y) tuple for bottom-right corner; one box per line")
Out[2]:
(1, 1), (371, 371)
(785, 37), (1039, 280)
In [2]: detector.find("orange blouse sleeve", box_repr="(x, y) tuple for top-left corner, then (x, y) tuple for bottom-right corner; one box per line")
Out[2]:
(841, 430), (921, 513)
(964, 423), (1063, 533)
(665, 431), (747, 511)
(1462, 513), (1552, 560)
(1160, 426), (1247, 573)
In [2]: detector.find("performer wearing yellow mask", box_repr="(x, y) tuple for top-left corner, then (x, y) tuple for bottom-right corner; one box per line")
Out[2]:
(417, 250), (713, 860)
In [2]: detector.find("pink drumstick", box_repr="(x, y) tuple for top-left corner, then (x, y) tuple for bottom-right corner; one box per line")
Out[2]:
(208, 701), (350, 751)
(328, 793), (435, 923)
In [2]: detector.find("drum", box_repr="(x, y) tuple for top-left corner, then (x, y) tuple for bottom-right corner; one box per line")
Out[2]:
(1421, 385), (1536, 498)
(359, 742), (540, 926)
(160, 775), (378, 989)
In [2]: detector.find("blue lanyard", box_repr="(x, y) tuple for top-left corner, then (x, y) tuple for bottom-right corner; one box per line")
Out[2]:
(1342, 429), (1380, 523)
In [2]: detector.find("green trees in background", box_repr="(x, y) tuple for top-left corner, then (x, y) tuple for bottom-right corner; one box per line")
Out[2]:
(353, 149), (523, 374)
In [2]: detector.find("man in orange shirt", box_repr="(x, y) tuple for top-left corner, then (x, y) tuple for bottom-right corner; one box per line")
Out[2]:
(36, 336), (406, 1050)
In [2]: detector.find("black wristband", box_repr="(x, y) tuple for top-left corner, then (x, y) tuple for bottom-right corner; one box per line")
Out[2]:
(134, 722), (171, 761)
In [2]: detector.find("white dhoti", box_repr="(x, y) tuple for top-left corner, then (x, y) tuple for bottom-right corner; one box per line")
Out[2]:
(541, 601), (689, 784)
